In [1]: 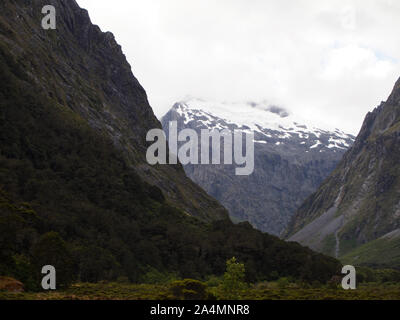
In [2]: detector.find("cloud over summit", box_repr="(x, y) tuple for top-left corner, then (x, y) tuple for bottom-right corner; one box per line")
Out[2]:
(77, 0), (400, 134)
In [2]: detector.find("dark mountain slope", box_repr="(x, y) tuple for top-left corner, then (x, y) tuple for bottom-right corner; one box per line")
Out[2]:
(0, 0), (227, 221)
(0, 0), (341, 288)
(284, 78), (400, 263)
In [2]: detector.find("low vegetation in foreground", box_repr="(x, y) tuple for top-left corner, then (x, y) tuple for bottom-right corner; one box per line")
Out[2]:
(1, 280), (400, 301)
(1, 258), (399, 300)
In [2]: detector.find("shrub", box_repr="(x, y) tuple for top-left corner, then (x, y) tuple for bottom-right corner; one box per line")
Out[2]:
(169, 279), (213, 300)
(277, 277), (290, 289)
(326, 275), (341, 289)
(140, 267), (179, 284)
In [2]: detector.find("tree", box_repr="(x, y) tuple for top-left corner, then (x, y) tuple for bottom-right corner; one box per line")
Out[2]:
(32, 232), (75, 288)
(220, 257), (247, 299)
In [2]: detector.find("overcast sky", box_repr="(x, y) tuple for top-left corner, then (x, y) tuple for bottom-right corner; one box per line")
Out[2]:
(76, 0), (400, 134)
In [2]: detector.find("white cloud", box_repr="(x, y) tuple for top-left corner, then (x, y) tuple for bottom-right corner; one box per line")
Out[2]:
(76, 0), (400, 134)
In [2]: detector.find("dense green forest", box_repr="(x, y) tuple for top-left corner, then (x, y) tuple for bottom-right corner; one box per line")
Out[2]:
(0, 41), (344, 291)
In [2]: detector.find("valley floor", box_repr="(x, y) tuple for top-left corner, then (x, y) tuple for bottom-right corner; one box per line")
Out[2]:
(1, 282), (399, 300)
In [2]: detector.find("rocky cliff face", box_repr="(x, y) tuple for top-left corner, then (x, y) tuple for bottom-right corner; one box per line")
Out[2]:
(285, 78), (400, 262)
(0, 0), (227, 221)
(162, 99), (354, 235)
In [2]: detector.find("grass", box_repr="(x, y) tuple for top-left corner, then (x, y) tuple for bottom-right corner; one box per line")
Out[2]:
(1, 281), (400, 300)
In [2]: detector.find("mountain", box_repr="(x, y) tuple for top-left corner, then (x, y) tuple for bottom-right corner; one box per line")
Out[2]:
(161, 98), (355, 234)
(284, 77), (400, 266)
(0, 0), (227, 222)
(341, 229), (400, 269)
(0, 0), (341, 288)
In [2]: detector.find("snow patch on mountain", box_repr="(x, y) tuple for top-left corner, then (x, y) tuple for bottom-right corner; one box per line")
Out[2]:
(172, 98), (355, 151)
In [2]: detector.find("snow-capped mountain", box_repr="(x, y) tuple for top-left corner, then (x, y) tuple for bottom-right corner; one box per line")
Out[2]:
(161, 98), (355, 235)
(173, 98), (354, 152)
